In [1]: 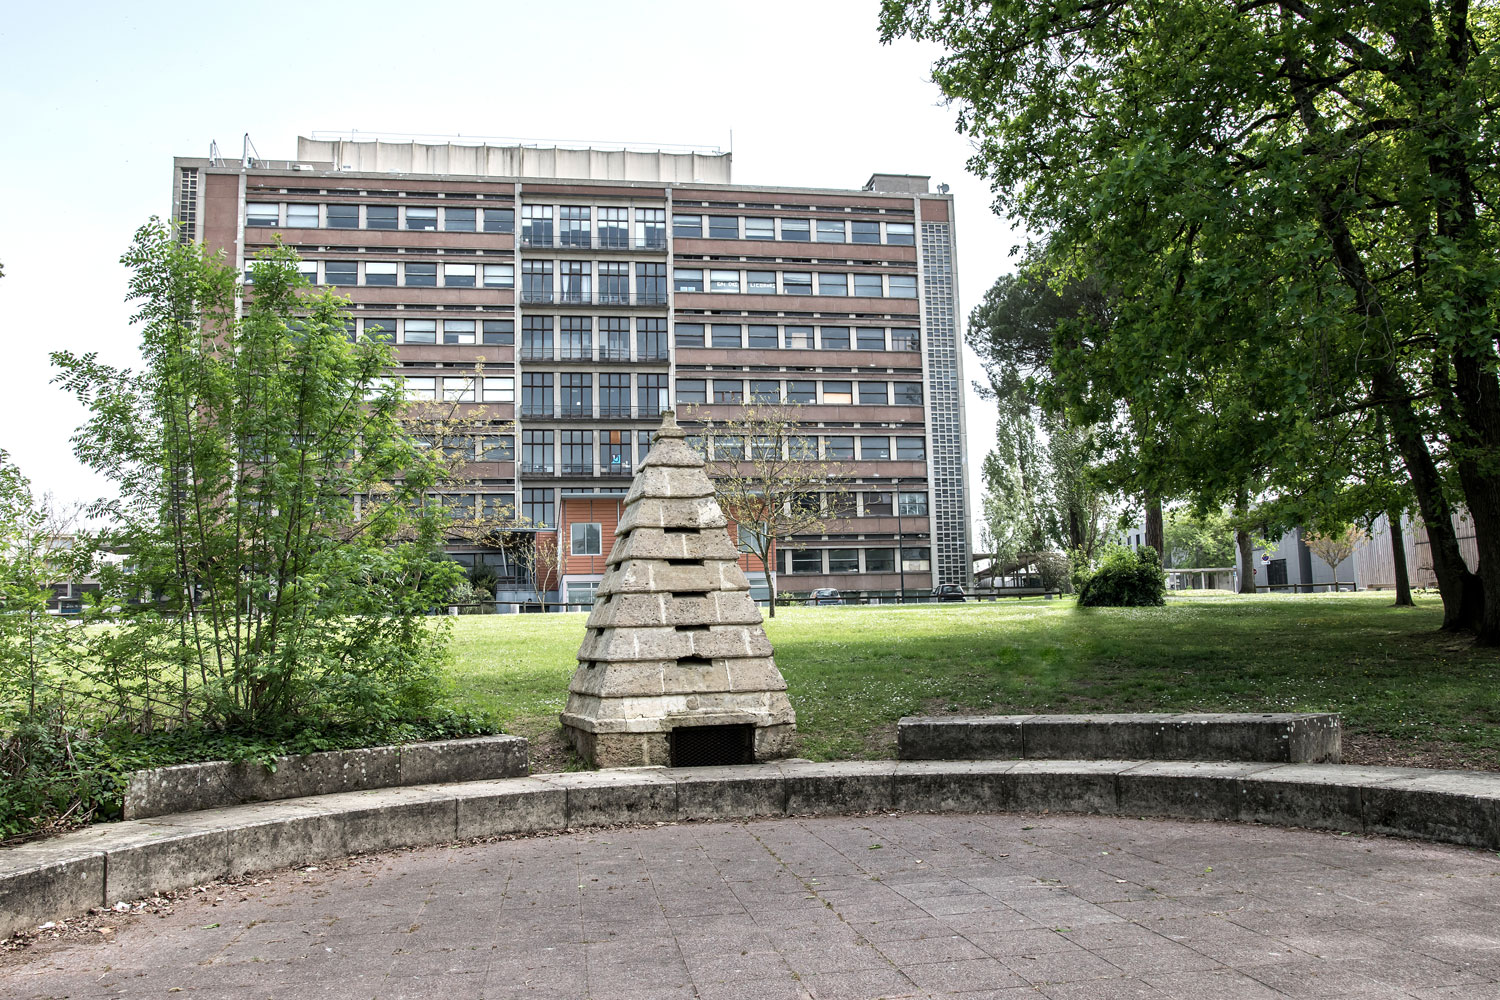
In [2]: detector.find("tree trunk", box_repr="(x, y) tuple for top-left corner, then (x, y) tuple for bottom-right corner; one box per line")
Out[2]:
(766, 561), (777, 619)
(1143, 494), (1164, 559)
(1388, 509), (1414, 607)
(1234, 486), (1257, 594)
(1067, 504), (1084, 552)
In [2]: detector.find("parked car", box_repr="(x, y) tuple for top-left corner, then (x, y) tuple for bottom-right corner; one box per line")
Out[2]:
(809, 588), (844, 606)
(931, 585), (967, 602)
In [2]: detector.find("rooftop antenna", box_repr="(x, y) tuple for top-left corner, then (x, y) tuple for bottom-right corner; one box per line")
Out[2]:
(242, 133), (260, 169)
(937, 182), (951, 194)
(208, 140), (222, 167)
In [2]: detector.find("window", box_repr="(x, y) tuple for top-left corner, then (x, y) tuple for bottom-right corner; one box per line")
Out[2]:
(483, 263), (514, 288)
(559, 260), (591, 302)
(598, 261), (630, 304)
(636, 208), (666, 248)
(676, 379), (707, 405)
(559, 206), (591, 248)
(786, 380), (816, 403)
(366, 205), (398, 230)
(865, 548), (895, 572)
(406, 207), (438, 231)
(816, 220), (845, 243)
(864, 492), (893, 516)
(483, 376), (514, 402)
(566, 581), (599, 607)
(522, 430), (554, 473)
(600, 316), (630, 360)
(297, 260), (318, 284)
(482, 320), (514, 345)
(325, 261), (357, 287)
(443, 320), (476, 345)
(899, 491), (929, 515)
(480, 495), (515, 522)
(895, 382), (924, 405)
(636, 262), (667, 303)
(886, 222), (915, 245)
(637, 318), (667, 360)
(896, 436), (926, 461)
(857, 382), (889, 404)
(672, 214), (703, 238)
(403, 376), (436, 400)
(478, 434), (514, 461)
(442, 376), (475, 401)
(791, 550), (823, 574)
(891, 327), (920, 351)
(820, 327), (850, 349)
(748, 324), (778, 348)
(785, 326), (814, 349)
(522, 316), (553, 360)
(521, 205), (553, 245)
(405, 262), (437, 287)
(674, 323), (705, 348)
(852, 221), (880, 244)
(750, 435), (778, 460)
(445, 208), (476, 232)
(822, 381), (853, 405)
(522, 260), (552, 301)
(522, 372), (553, 416)
(745, 217), (775, 240)
(326, 204), (358, 229)
(598, 207), (628, 248)
(561, 429), (592, 471)
(600, 373), (630, 415)
(889, 274), (918, 298)
(363, 318), (396, 342)
(674, 268), (704, 293)
(714, 434), (744, 459)
(708, 216), (739, 239)
(246, 203), (278, 227)
(403, 319), (436, 345)
(711, 324), (742, 348)
(286, 203), (318, 228)
(901, 546), (931, 571)
(782, 272), (812, 295)
(828, 549), (859, 573)
(572, 522), (603, 555)
(747, 270), (777, 294)
(602, 428), (631, 471)
(638, 374), (668, 415)
(817, 273), (848, 296)
(853, 274), (883, 297)
(789, 434), (818, 459)
(710, 270), (741, 293)
(856, 328), (886, 350)
(825, 436), (854, 460)
(713, 379), (743, 403)
(560, 319), (592, 361)
(750, 379), (780, 403)
(484, 207), (515, 233)
(523, 488), (555, 527)
(780, 218), (810, 242)
(860, 436), (890, 460)
(443, 263), (476, 288)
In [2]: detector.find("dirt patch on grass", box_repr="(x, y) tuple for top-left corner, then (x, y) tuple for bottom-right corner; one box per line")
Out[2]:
(1341, 734), (1500, 773)
(525, 725), (586, 773)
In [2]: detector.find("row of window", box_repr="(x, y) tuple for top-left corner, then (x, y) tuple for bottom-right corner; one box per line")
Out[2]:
(673, 215), (915, 246)
(672, 268), (916, 298)
(354, 317), (515, 346)
(247, 202), (523, 234)
(675, 378), (924, 407)
(516, 430), (928, 468)
(673, 323), (918, 352)
(778, 546), (931, 575)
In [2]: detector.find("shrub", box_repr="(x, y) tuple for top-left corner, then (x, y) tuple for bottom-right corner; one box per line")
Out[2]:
(1033, 550), (1071, 593)
(1076, 546), (1167, 607)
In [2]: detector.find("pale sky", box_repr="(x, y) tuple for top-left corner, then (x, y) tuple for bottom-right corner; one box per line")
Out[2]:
(0, 0), (1024, 539)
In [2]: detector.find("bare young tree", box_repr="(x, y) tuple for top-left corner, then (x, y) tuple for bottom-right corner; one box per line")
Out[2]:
(681, 403), (850, 616)
(1305, 526), (1364, 591)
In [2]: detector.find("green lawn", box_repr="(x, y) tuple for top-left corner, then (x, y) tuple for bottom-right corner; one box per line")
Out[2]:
(443, 592), (1500, 769)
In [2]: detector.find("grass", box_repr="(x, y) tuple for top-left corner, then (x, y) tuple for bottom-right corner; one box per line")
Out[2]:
(443, 591), (1500, 768)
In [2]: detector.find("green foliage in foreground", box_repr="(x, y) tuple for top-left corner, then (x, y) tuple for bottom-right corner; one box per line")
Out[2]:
(1076, 547), (1167, 608)
(442, 594), (1500, 763)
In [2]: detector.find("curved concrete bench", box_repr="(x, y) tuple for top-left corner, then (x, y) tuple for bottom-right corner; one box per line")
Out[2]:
(4, 759), (1497, 938)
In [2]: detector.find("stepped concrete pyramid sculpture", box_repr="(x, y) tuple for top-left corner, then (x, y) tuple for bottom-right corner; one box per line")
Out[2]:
(561, 411), (797, 768)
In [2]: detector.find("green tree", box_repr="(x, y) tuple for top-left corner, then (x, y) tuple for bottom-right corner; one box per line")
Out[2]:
(881, 0), (1500, 641)
(1163, 507), (1238, 570)
(50, 220), (462, 731)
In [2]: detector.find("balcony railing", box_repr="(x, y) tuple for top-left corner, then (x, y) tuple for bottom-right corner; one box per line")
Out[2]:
(519, 463), (554, 474)
(518, 233), (668, 251)
(518, 290), (668, 307)
(519, 462), (637, 479)
(516, 405), (668, 421)
(517, 348), (669, 364)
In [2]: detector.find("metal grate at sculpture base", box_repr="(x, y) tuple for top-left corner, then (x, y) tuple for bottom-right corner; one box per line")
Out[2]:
(560, 411), (797, 768)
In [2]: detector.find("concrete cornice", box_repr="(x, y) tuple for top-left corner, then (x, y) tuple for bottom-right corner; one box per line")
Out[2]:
(4, 760), (1498, 938)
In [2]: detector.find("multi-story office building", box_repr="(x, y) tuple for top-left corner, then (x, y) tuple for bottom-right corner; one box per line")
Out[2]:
(171, 136), (970, 605)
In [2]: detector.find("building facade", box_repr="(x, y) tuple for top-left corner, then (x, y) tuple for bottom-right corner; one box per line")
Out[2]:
(172, 136), (971, 605)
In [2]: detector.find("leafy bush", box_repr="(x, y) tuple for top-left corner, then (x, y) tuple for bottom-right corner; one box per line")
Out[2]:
(1076, 546), (1167, 607)
(1033, 550), (1072, 593)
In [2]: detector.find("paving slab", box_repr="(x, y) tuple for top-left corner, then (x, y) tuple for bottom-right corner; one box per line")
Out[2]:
(5, 813), (1500, 1000)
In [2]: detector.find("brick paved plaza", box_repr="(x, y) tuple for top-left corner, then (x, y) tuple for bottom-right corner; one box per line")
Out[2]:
(5, 814), (1499, 999)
